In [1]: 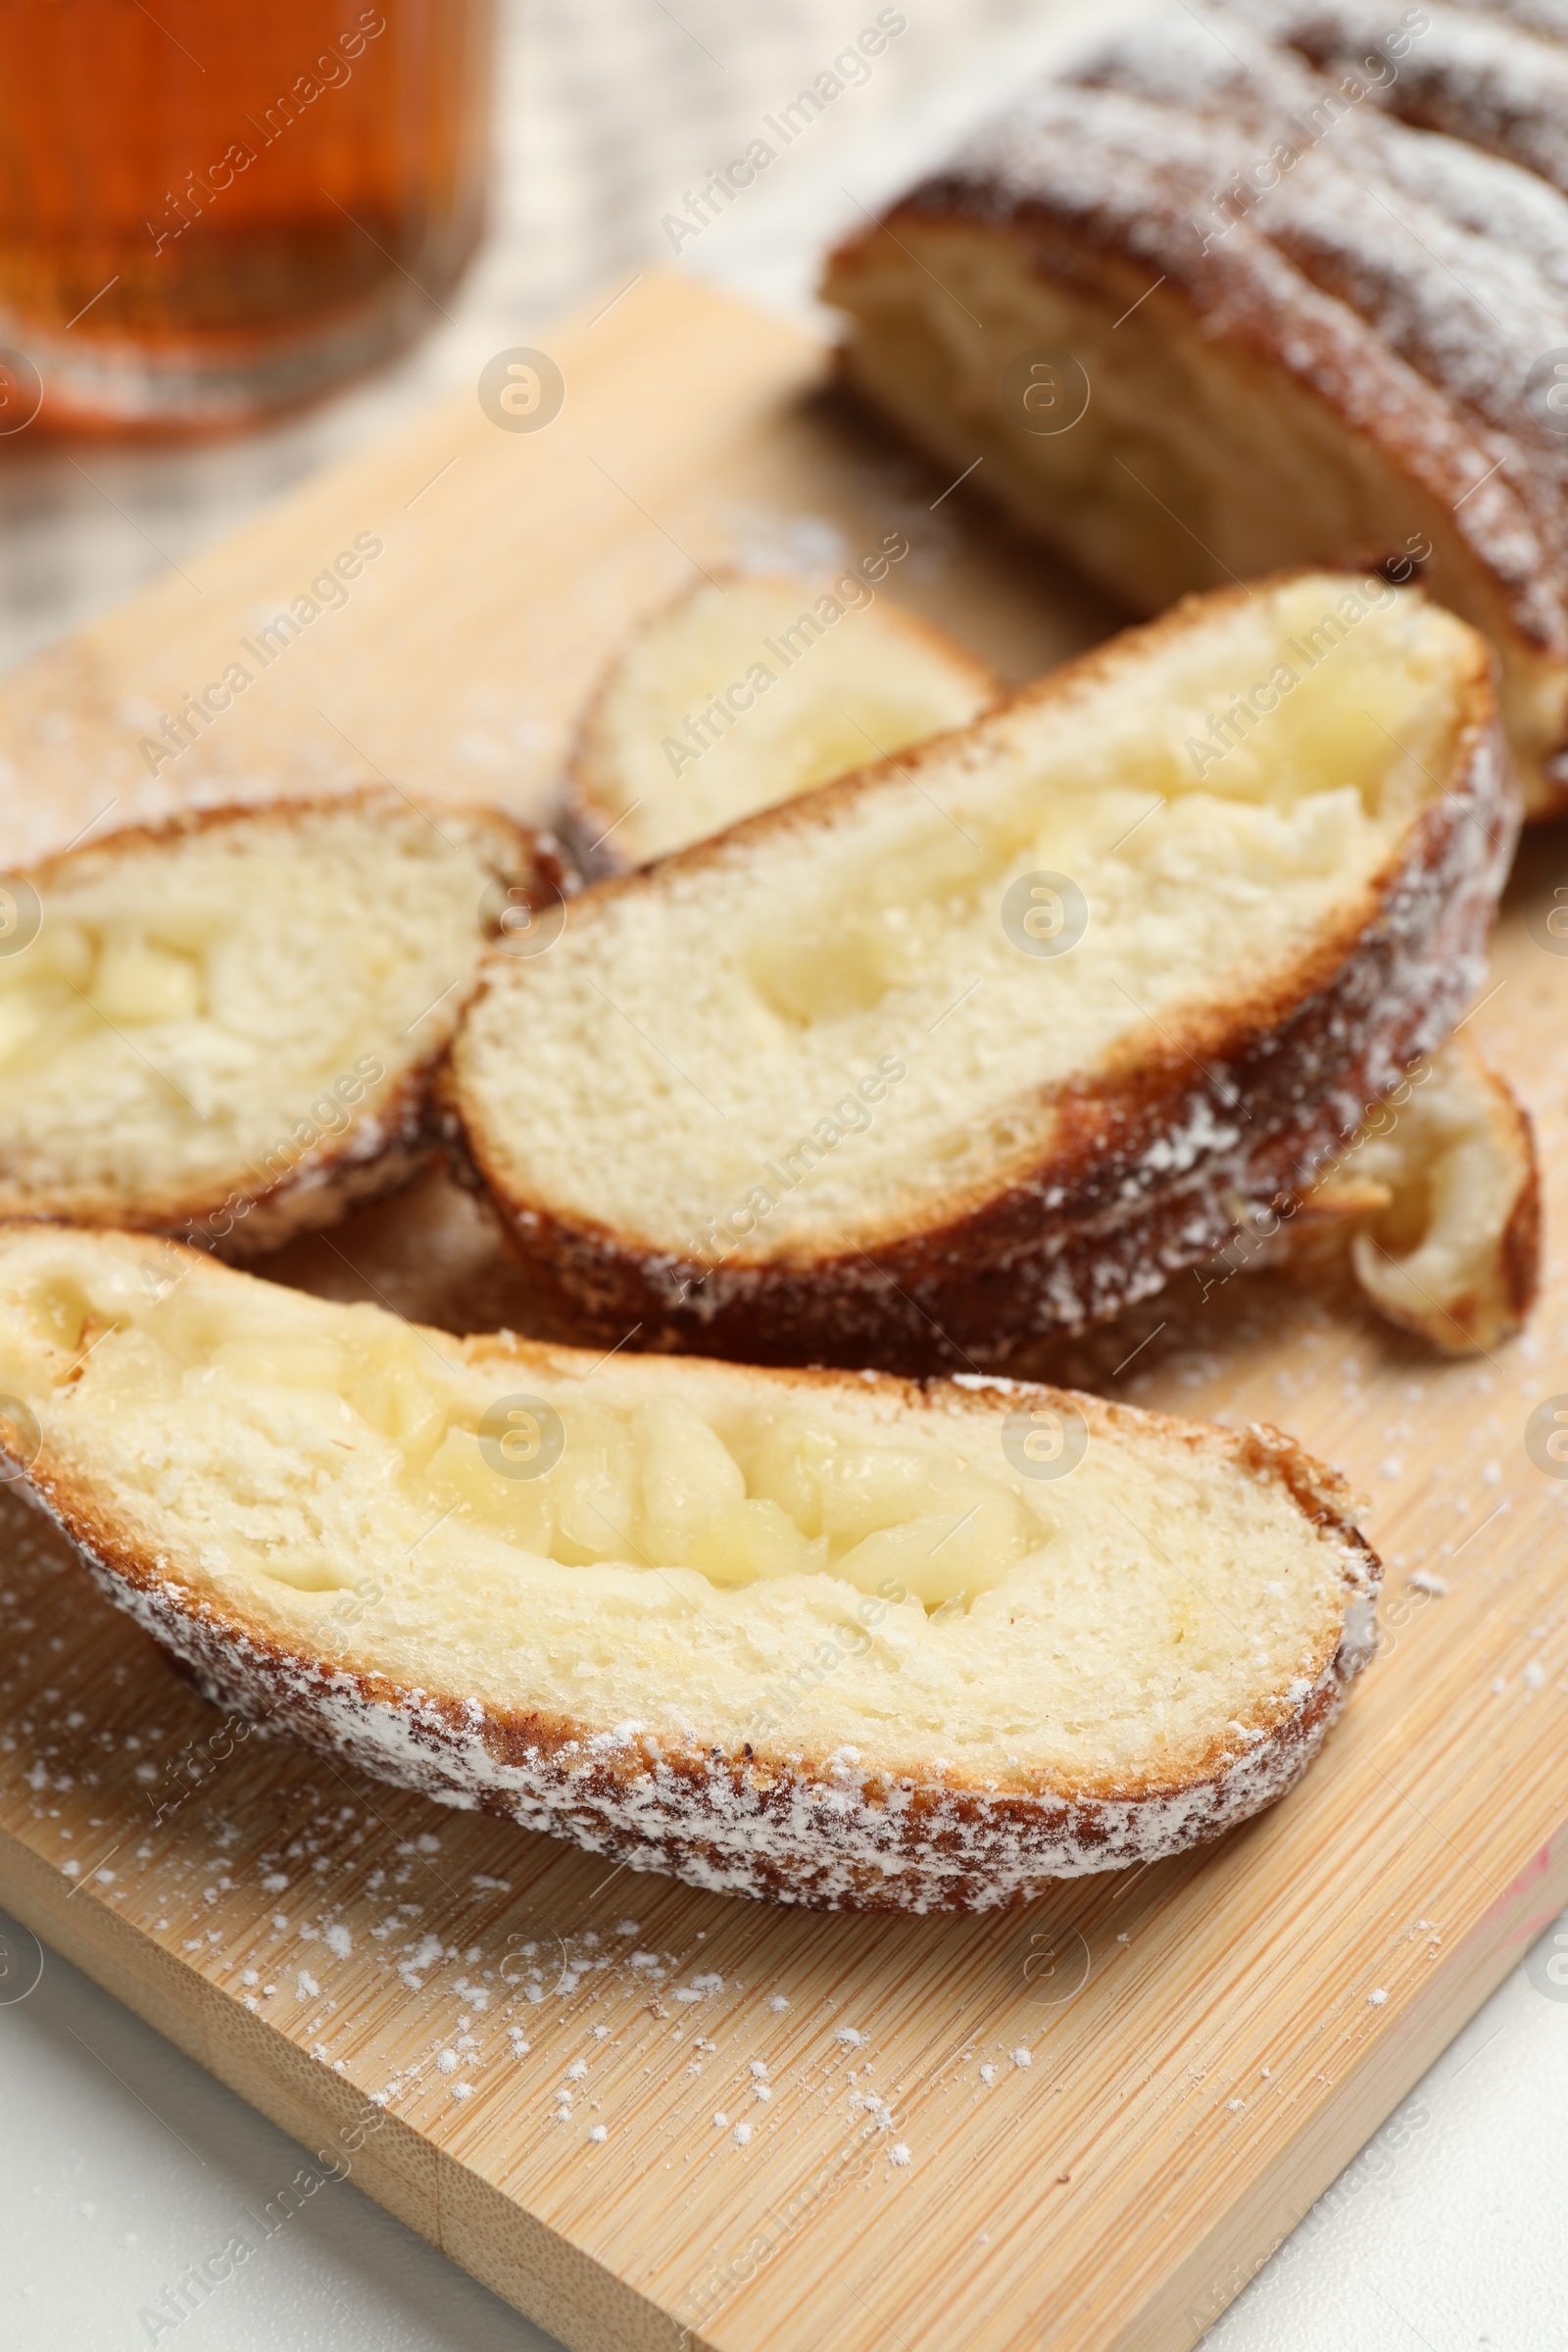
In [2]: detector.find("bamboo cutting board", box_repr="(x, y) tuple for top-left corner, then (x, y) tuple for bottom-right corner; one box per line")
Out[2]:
(2, 272), (1567, 2352)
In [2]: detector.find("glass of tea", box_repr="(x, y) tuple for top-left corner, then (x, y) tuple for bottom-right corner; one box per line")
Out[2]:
(0, 0), (495, 433)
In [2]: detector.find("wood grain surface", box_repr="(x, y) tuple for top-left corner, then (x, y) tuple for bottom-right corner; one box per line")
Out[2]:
(2, 273), (1566, 2352)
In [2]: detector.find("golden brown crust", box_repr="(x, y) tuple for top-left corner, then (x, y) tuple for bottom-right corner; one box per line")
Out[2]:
(447, 575), (1519, 1372)
(1499, 1109), (1544, 1329)
(0, 793), (536, 1256)
(0, 1252), (1381, 1912)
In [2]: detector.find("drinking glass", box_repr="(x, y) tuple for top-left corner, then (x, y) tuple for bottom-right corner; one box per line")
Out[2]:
(0, 0), (495, 432)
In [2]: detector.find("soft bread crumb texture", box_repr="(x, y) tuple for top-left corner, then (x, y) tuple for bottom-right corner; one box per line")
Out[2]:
(0, 1227), (1370, 1798)
(570, 575), (997, 864)
(459, 576), (1477, 1257)
(0, 799), (520, 1222)
(1342, 1034), (1536, 1351)
(1257, 1032), (1539, 1352)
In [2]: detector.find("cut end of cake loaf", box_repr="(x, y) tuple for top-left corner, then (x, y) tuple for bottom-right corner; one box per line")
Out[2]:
(450, 570), (1515, 1370)
(0, 1225), (1381, 1910)
(564, 573), (998, 868)
(1281, 1032), (1540, 1355)
(0, 795), (533, 1256)
(819, 2), (1568, 814)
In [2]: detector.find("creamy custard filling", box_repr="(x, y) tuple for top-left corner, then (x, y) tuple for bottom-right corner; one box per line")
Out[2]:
(0, 807), (512, 1203)
(464, 578), (1474, 1256)
(0, 1233), (1357, 1778)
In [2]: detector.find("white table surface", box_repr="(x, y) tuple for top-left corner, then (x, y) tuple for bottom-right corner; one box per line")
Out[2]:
(3, 4), (1567, 2346)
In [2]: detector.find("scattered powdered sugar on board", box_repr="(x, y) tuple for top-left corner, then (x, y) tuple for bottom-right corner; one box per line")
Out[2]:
(712, 504), (850, 578)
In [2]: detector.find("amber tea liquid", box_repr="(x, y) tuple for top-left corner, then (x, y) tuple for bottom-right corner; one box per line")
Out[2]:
(0, 0), (494, 428)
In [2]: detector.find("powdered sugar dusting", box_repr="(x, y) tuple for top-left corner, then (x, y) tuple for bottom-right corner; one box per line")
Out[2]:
(882, 1), (1568, 683)
(42, 1478), (1377, 1913)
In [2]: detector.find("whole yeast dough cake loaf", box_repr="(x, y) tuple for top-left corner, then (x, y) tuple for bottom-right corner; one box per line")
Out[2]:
(822, 0), (1568, 813)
